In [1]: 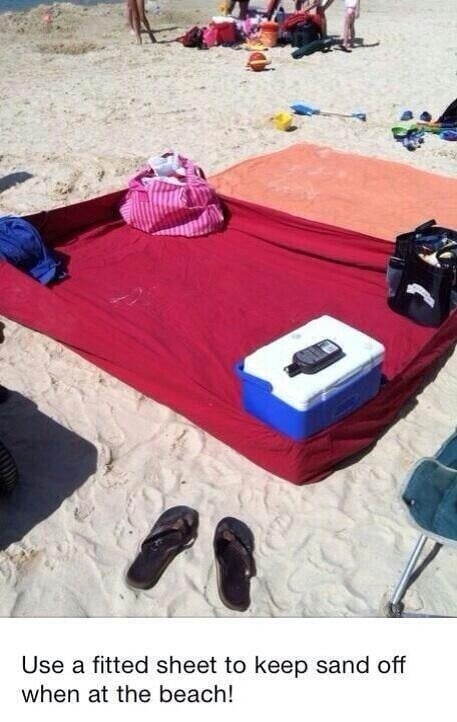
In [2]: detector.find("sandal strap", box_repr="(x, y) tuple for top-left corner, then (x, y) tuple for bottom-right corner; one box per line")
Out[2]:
(143, 516), (193, 548)
(217, 531), (255, 576)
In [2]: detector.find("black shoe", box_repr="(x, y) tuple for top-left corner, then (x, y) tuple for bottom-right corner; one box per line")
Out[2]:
(126, 506), (199, 590)
(214, 517), (256, 612)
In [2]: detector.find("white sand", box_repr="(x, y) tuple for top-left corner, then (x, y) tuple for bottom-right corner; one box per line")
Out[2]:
(0, 0), (456, 617)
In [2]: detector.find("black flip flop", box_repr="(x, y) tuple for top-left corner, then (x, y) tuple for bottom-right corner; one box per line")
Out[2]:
(214, 517), (256, 612)
(126, 506), (198, 590)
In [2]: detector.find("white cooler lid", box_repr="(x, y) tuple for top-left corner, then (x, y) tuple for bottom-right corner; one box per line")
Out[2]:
(243, 316), (385, 411)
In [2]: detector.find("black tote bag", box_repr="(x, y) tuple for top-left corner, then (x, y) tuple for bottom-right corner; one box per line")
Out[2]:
(387, 220), (457, 327)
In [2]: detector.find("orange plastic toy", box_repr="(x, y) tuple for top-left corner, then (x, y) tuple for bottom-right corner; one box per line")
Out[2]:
(246, 51), (271, 72)
(259, 21), (279, 48)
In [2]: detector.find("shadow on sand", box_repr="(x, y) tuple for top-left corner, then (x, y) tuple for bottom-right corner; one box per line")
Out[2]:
(353, 37), (381, 49)
(325, 35), (381, 51)
(0, 391), (98, 551)
(0, 172), (34, 194)
(333, 343), (457, 477)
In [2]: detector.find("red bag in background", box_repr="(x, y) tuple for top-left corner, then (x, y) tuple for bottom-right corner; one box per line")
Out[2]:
(203, 21), (237, 47)
(179, 26), (204, 48)
(282, 11), (322, 33)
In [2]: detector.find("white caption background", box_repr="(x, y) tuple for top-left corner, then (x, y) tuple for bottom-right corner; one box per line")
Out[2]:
(0, 618), (454, 720)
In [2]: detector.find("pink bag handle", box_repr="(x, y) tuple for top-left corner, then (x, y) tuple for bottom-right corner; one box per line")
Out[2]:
(127, 166), (153, 193)
(126, 156), (206, 193)
(184, 159), (206, 183)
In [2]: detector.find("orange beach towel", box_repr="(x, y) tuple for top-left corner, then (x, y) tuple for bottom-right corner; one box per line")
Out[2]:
(211, 143), (457, 240)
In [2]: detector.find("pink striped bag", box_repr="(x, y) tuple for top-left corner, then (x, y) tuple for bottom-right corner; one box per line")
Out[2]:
(119, 156), (224, 237)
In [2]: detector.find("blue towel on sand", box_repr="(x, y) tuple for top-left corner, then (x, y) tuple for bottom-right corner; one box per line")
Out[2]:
(0, 215), (63, 285)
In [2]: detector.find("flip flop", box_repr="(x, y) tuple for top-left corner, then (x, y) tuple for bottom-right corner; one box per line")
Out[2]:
(126, 506), (198, 590)
(440, 129), (457, 141)
(214, 517), (256, 612)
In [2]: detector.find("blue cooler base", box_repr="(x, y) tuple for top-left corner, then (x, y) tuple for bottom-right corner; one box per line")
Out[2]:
(235, 362), (382, 441)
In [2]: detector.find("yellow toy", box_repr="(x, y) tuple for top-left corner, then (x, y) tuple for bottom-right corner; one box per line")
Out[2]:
(271, 112), (293, 131)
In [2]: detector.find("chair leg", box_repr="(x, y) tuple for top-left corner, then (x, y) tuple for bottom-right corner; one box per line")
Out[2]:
(387, 534), (428, 616)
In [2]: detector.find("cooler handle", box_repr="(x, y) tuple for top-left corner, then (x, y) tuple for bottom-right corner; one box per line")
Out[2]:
(333, 393), (360, 420)
(235, 361), (273, 393)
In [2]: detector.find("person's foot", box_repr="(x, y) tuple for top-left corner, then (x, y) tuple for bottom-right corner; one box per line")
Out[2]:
(340, 44), (352, 52)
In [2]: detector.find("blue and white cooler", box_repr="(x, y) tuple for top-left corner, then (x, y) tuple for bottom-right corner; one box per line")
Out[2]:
(236, 315), (385, 441)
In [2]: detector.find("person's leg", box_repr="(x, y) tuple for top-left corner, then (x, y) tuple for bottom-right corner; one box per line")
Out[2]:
(125, 0), (133, 30)
(265, 0), (279, 21)
(136, 0), (156, 42)
(238, 1), (249, 20)
(126, 0), (136, 35)
(341, 7), (355, 50)
(316, 8), (327, 37)
(349, 12), (356, 45)
(128, 0), (142, 43)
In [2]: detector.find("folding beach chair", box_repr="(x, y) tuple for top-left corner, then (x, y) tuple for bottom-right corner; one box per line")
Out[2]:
(386, 430), (457, 617)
